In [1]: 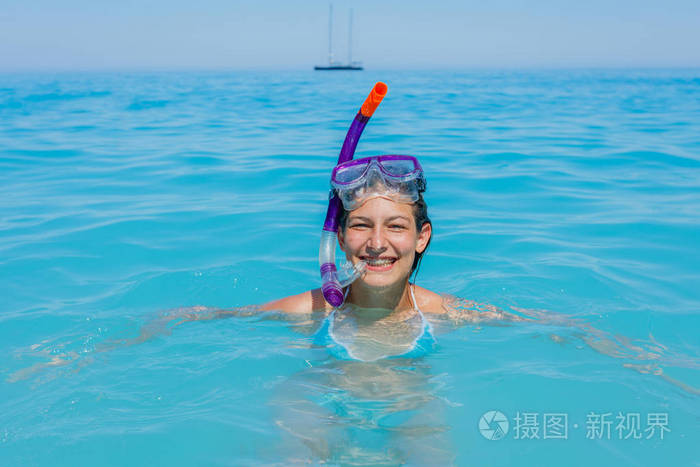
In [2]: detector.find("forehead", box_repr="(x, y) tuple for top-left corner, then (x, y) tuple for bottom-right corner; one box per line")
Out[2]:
(347, 197), (414, 221)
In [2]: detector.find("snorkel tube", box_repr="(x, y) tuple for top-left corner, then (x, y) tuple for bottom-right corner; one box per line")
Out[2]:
(320, 82), (388, 307)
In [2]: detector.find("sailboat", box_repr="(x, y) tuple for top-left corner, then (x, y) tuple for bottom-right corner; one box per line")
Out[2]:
(315, 5), (363, 71)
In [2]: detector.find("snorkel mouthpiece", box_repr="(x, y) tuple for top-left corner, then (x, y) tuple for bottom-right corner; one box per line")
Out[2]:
(320, 82), (387, 307)
(319, 260), (367, 307)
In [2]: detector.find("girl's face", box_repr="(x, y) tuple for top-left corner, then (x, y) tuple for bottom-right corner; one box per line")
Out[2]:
(338, 197), (431, 289)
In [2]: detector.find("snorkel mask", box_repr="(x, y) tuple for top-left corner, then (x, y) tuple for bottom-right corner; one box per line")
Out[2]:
(319, 83), (426, 307)
(331, 155), (426, 211)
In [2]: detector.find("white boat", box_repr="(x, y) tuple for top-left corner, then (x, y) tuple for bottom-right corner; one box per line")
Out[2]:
(315, 5), (363, 71)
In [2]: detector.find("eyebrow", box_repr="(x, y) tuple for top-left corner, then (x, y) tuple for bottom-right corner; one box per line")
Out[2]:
(349, 215), (411, 222)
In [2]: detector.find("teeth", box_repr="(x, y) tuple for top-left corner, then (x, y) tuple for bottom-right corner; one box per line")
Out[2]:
(366, 258), (394, 266)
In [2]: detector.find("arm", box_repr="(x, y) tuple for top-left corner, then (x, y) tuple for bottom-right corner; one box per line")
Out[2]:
(259, 288), (331, 314)
(170, 288), (331, 327)
(432, 292), (700, 393)
(439, 294), (532, 324)
(411, 284), (530, 324)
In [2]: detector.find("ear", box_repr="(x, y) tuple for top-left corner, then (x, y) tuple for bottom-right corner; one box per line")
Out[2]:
(415, 222), (432, 254)
(337, 227), (346, 252)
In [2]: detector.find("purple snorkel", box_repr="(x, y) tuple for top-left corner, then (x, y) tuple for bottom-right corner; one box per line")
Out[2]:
(320, 82), (388, 307)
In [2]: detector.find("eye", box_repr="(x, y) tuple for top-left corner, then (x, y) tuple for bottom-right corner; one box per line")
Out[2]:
(350, 223), (370, 229)
(389, 224), (407, 230)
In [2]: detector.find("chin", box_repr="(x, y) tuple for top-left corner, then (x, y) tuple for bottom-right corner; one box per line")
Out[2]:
(359, 276), (394, 289)
(358, 269), (410, 289)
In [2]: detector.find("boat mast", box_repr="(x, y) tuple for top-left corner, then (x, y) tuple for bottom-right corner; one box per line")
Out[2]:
(348, 8), (353, 65)
(328, 4), (334, 65)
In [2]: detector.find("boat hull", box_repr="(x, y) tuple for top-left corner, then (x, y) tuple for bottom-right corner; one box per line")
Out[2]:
(314, 66), (363, 71)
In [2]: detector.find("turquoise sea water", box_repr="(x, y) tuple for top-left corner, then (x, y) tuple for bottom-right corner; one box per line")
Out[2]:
(1, 70), (699, 465)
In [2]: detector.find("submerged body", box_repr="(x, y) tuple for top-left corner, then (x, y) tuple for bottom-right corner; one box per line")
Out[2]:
(317, 284), (436, 361)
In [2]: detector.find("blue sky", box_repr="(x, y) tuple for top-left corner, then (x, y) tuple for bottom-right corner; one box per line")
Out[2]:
(1, 0), (699, 70)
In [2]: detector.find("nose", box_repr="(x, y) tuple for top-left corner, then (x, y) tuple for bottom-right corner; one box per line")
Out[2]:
(365, 226), (388, 256)
(366, 245), (387, 257)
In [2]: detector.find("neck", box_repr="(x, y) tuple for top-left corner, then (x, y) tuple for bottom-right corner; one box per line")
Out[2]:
(346, 277), (413, 312)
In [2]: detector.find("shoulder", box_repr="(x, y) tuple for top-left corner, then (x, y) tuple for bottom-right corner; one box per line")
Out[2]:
(260, 288), (332, 314)
(418, 289), (530, 323)
(411, 284), (450, 315)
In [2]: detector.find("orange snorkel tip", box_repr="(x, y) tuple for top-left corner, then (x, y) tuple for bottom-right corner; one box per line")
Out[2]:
(360, 82), (388, 118)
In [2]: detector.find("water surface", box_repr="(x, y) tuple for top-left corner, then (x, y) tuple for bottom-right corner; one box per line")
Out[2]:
(1, 69), (699, 465)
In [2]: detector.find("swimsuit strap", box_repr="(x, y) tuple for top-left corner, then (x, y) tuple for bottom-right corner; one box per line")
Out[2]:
(409, 283), (422, 315)
(410, 283), (434, 338)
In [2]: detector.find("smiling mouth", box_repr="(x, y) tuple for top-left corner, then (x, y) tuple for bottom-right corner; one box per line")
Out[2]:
(361, 256), (398, 268)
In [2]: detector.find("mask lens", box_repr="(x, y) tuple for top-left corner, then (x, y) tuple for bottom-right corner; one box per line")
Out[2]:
(334, 161), (369, 184)
(379, 158), (417, 177)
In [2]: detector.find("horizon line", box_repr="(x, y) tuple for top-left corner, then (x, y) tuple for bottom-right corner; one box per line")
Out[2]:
(1, 64), (699, 74)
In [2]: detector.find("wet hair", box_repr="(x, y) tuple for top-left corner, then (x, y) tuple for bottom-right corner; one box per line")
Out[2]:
(338, 194), (432, 280)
